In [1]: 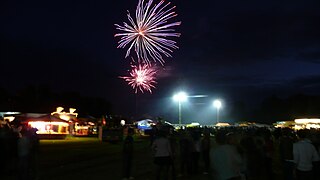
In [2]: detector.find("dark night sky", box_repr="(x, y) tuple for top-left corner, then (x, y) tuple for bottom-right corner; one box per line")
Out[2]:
(1, 0), (320, 124)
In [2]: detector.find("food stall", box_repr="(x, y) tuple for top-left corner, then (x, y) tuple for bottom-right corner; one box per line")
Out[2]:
(294, 118), (320, 130)
(26, 114), (69, 139)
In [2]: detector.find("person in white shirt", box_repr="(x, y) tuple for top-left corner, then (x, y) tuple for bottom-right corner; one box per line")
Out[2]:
(152, 129), (172, 180)
(210, 132), (244, 180)
(293, 129), (320, 180)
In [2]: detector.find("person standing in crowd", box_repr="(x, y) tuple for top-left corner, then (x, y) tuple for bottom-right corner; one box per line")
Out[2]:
(293, 129), (320, 180)
(168, 128), (178, 180)
(17, 126), (32, 180)
(279, 128), (295, 180)
(189, 129), (201, 175)
(210, 131), (244, 180)
(201, 128), (211, 175)
(28, 126), (39, 180)
(0, 119), (6, 174)
(152, 129), (172, 180)
(178, 129), (193, 177)
(122, 128), (134, 180)
(240, 135), (264, 180)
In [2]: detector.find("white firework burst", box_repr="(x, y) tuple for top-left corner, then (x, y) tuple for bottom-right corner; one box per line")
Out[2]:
(115, 0), (181, 65)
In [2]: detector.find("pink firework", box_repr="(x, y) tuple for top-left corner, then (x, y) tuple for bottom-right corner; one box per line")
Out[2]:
(120, 63), (158, 93)
(115, 0), (181, 65)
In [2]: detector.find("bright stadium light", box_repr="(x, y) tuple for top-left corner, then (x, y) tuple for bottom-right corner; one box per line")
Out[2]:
(213, 99), (222, 124)
(173, 92), (188, 125)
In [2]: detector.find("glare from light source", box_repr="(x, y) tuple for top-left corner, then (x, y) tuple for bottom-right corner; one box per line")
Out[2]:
(213, 100), (222, 109)
(173, 91), (188, 125)
(213, 99), (222, 124)
(173, 92), (188, 102)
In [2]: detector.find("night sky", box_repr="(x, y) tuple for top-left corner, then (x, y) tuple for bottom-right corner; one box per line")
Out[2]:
(1, 0), (320, 124)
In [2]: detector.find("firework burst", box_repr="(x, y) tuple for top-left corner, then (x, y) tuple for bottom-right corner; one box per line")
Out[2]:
(120, 62), (158, 93)
(115, 0), (181, 65)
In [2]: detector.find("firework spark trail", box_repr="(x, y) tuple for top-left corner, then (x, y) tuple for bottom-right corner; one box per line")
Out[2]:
(115, 0), (181, 65)
(120, 62), (158, 93)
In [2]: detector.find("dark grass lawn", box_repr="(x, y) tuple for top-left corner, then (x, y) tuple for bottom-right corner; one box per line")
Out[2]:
(3, 136), (284, 180)
(3, 136), (212, 180)
(38, 137), (122, 169)
(37, 136), (156, 180)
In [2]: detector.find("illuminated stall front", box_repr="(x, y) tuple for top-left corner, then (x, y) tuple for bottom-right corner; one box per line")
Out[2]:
(51, 107), (97, 136)
(294, 118), (320, 130)
(274, 119), (320, 130)
(215, 122), (230, 127)
(26, 115), (69, 139)
(51, 107), (79, 135)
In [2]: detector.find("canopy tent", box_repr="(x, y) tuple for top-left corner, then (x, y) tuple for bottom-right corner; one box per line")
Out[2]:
(136, 119), (156, 130)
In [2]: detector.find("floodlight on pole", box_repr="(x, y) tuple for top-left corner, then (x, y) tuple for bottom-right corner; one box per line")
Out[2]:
(173, 92), (188, 125)
(213, 99), (222, 124)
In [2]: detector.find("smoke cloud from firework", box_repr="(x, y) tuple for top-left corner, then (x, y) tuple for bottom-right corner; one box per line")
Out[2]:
(115, 0), (181, 65)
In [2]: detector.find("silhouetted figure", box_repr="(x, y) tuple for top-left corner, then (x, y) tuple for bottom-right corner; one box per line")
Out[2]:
(201, 128), (211, 175)
(191, 129), (201, 174)
(122, 128), (134, 180)
(17, 126), (32, 180)
(279, 128), (295, 180)
(262, 129), (274, 180)
(293, 129), (320, 180)
(168, 128), (177, 180)
(28, 127), (39, 180)
(211, 132), (244, 180)
(240, 136), (263, 180)
(0, 120), (6, 174)
(152, 129), (172, 180)
(178, 129), (192, 177)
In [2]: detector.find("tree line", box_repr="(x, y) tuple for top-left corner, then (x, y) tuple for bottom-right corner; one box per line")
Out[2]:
(228, 94), (320, 124)
(1, 85), (320, 124)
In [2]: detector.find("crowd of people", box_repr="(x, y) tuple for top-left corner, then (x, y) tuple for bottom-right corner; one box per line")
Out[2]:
(123, 124), (320, 180)
(2, 118), (320, 180)
(0, 119), (39, 180)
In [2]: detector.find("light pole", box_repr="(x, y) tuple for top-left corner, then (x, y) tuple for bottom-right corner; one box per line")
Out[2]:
(173, 92), (188, 125)
(213, 99), (222, 124)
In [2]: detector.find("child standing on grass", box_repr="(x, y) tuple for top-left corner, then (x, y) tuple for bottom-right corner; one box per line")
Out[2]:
(122, 128), (134, 180)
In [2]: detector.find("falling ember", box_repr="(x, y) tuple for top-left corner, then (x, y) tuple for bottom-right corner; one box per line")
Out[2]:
(115, 0), (181, 65)
(120, 62), (158, 93)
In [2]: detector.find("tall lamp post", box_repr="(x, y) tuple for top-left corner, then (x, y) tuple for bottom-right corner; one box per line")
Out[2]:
(213, 99), (222, 124)
(173, 92), (188, 125)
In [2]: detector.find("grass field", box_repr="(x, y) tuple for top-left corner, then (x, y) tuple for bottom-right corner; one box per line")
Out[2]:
(3, 136), (212, 180)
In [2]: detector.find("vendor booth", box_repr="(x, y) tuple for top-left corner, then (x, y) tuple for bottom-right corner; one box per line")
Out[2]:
(26, 114), (69, 139)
